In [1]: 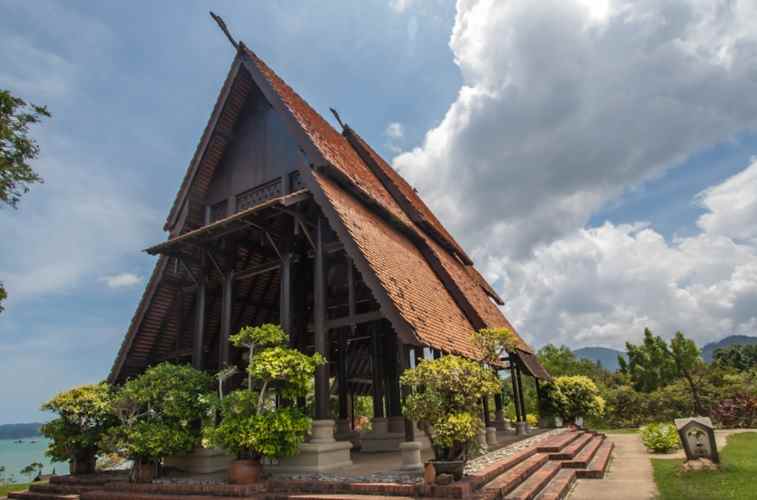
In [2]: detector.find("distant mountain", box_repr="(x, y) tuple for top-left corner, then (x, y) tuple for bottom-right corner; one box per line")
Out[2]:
(702, 335), (757, 362)
(573, 347), (626, 372)
(0, 422), (43, 439)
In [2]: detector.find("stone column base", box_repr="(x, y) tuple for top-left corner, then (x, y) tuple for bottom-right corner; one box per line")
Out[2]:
(515, 422), (528, 435)
(164, 447), (234, 474)
(399, 441), (423, 472)
(485, 427), (498, 447)
(478, 429), (489, 453)
(267, 419), (353, 474)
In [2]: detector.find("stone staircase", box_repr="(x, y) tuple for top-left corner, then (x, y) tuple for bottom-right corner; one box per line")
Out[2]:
(8, 430), (612, 500)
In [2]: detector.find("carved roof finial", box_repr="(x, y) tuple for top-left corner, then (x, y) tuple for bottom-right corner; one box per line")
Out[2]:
(210, 12), (238, 49)
(329, 108), (345, 131)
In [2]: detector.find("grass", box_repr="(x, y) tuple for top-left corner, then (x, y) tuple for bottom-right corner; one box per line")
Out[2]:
(0, 481), (36, 496)
(652, 432), (757, 500)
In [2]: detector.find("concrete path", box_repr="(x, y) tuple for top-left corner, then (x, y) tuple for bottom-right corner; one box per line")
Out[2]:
(569, 433), (657, 500)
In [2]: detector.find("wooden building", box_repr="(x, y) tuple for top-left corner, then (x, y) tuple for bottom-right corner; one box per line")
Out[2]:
(108, 34), (549, 471)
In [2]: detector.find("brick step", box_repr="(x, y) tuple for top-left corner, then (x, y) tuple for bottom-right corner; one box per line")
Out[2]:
(548, 433), (593, 460)
(563, 435), (604, 469)
(265, 495), (416, 500)
(8, 491), (79, 500)
(82, 492), (256, 500)
(97, 482), (264, 497)
(468, 447), (539, 489)
(504, 461), (561, 500)
(481, 453), (549, 498)
(535, 469), (576, 500)
(50, 473), (126, 486)
(535, 431), (581, 453)
(29, 483), (101, 495)
(576, 440), (614, 479)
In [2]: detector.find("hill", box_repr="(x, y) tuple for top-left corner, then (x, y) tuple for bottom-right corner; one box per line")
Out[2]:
(0, 422), (43, 439)
(573, 347), (626, 372)
(702, 335), (757, 362)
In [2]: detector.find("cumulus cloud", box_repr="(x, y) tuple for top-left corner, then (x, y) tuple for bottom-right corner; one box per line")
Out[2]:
(386, 122), (404, 140)
(389, 0), (414, 14)
(99, 273), (143, 289)
(484, 160), (757, 349)
(394, 0), (757, 258)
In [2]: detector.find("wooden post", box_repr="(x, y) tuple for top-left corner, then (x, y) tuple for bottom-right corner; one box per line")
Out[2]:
(313, 217), (330, 420)
(399, 343), (416, 442)
(383, 329), (402, 418)
(534, 378), (542, 417)
(370, 325), (385, 419)
(192, 263), (206, 370)
(510, 363), (522, 422)
(218, 269), (234, 368)
(337, 328), (349, 422)
(515, 365), (527, 422)
(279, 251), (293, 337)
(482, 398), (491, 426)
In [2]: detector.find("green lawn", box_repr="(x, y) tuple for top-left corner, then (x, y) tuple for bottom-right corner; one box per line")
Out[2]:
(0, 481), (35, 496)
(652, 432), (757, 500)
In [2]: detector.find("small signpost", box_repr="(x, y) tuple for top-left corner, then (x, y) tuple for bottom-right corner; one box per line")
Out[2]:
(674, 417), (719, 465)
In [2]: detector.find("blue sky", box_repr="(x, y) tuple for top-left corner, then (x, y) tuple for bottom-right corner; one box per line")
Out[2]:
(2, 0), (757, 423)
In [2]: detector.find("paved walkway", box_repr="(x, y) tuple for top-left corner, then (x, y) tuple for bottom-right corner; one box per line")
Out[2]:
(569, 433), (657, 500)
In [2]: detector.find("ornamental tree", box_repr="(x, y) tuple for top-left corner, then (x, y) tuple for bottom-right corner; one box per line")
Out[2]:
(401, 355), (502, 462)
(472, 327), (519, 365)
(205, 324), (325, 460)
(101, 363), (213, 470)
(542, 375), (605, 422)
(40, 383), (117, 471)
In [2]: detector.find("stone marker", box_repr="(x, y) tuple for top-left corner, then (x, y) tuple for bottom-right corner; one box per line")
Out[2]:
(674, 417), (719, 464)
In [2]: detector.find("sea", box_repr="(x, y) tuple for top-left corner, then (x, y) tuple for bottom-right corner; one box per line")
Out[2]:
(0, 438), (65, 483)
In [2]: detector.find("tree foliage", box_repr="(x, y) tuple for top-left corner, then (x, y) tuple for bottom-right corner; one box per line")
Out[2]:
(714, 344), (757, 371)
(619, 328), (678, 392)
(472, 327), (518, 364)
(101, 363), (213, 464)
(401, 355), (502, 461)
(206, 324), (324, 460)
(542, 375), (605, 421)
(40, 383), (117, 464)
(537, 344), (610, 380)
(0, 89), (49, 208)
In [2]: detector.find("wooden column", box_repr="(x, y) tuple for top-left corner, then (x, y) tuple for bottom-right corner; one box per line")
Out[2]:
(510, 362), (523, 422)
(313, 217), (330, 420)
(370, 325), (385, 418)
(192, 263), (206, 370)
(336, 261), (356, 423)
(218, 269), (234, 368)
(534, 378), (543, 417)
(482, 398), (491, 426)
(383, 329), (402, 418)
(515, 364), (527, 422)
(399, 343), (416, 442)
(279, 251), (293, 337)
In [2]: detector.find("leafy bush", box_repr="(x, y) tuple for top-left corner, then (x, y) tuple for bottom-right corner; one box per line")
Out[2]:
(101, 363), (213, 466)
(543, 376), (605, 421)
(526, 414), (538, 427)
(205, 324), (324, 460)
(712, 393), (757, 429)
(40, 383), (117, 467)
(640, 423), (680, 453)
(401, 354), (501, 462)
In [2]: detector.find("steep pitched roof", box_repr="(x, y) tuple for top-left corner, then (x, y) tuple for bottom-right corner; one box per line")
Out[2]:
(111, 42), (540, 382)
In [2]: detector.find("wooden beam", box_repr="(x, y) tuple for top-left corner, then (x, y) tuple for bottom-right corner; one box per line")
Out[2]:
(313, 217), (330, 420)
(325, 310), (383, 330)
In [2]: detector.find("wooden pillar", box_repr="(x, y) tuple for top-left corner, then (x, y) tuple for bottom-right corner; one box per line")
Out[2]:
(399, 343), (416, 442)
(482, 398), (491, 426)
(383, 329), (402, 418)
(337, 328), (349, 422)
(510, 362), (523, 422)
(494, 393), (504, 413)
(279, 251), (293, 337)
(313, 217), (330, 420)
(175, 288), (184, 351)
(192, 262), (206, 370)
(218, 269), (234, 368)
(370, 325), (385, 418)
(534, 378), (543, 417)
(515, 365), (527, 422)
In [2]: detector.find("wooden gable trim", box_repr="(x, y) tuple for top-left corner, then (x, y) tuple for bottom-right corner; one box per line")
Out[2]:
(165, 56), (243, 232)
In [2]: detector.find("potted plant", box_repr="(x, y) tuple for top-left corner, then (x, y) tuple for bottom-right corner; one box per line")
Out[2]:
(100, 363), (213, 482)
(40, 383), (117, 475)
(542, 375), (605, 428)
(205, 324), (324, 484)
(401, 355), (502, 480)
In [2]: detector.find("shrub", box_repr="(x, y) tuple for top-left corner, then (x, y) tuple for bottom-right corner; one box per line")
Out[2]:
(543, 376), (605, 422)
(640, 423), (680, 453)
(712, 393), (757, 429)
(40, 383), (117, 470)
(401, 355), (502, 462)
(602, 384), (645, 428)
(101, 363), (213, 468)
(526, 414), (538, 427)
(205, 324), (324, 460)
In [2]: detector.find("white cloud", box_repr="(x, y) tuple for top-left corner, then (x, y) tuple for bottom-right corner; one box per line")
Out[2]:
(484, 160), (757, 349)
(386, 122), (404, 140)
(389, 0), (414, 14)
(394, 0), (757, 258)
(99, 273), (143, 289)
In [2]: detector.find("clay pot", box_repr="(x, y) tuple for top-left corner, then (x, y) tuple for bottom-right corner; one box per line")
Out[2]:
(131, 461), (156, 483)
(228, 458), (262, 484)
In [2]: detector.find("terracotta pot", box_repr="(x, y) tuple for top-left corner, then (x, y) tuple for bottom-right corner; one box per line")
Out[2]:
(228, 458), (262, 484)
(430, 460), (465, 481)
(131, 461), (156, 483)
(69, 455), (96, 475)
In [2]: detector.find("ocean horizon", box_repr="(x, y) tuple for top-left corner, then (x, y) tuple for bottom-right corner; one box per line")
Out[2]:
(0, 438), (65, 483)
